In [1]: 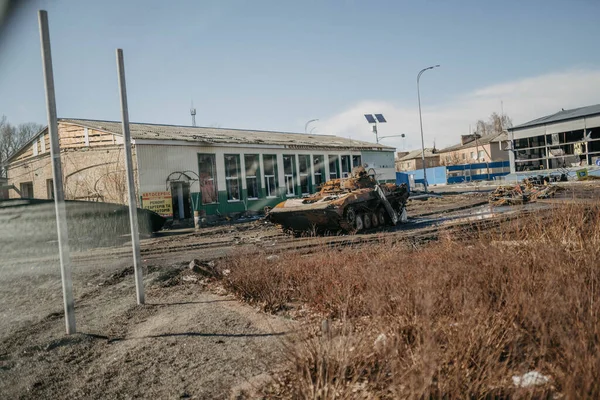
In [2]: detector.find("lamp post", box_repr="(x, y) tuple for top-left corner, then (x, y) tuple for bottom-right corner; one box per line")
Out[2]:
(305, 119), (318, 133)
(378, 133), (406, 142)
(417, 64), (440, 193)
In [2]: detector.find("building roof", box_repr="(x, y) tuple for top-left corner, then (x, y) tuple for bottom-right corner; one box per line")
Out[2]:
(396, 148), (437, 161)
(510, 104), (600, 131)
(438, 131), (507, 153)
(59, 118), (394, 151)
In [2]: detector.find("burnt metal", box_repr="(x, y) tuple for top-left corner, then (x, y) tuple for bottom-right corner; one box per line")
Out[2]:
(266, 166), (409, 235)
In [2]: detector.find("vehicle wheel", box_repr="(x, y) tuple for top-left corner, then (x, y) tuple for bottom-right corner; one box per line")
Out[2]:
(355, 214), (364, 232)
(377, 208), (386, 225)
(370, 212), (379, 228)
(363, 213), (372, 229)
(345, 207), (356, 225)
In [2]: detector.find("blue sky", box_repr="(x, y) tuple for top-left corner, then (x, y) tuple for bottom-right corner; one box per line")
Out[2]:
(1, 0), (599, 149)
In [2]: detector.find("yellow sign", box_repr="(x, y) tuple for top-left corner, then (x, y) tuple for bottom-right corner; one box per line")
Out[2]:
(141, 191), (173, 218)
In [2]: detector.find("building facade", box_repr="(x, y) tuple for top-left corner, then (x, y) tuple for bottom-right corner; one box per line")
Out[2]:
(395, 148), (440, 172)
(438, 132), (508, 166)
(6, 119), (396, 221)
(507, 104), (600, 173)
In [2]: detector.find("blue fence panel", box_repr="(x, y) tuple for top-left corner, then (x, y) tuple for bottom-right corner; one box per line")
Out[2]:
(396, 172), (411, 191)
(446, 161), (510, 184)
(401, 166), (447, 187)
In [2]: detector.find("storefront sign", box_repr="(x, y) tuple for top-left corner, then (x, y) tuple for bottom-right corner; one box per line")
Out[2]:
(141, 191), (173, 218)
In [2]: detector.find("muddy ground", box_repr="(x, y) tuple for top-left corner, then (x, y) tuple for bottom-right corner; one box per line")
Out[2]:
(1, 183), (598, 399)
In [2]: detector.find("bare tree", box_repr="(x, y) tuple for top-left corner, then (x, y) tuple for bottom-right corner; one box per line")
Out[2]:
(475, 112), (513, 137)
(0, 116), (43, 177)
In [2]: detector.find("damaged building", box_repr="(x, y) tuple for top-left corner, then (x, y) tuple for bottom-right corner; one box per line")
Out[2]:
(5, 119), (396, 223)
(508, 104), (600, 172)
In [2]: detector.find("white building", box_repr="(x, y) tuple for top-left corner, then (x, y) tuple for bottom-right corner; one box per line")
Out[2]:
(6, 118), (396, 222)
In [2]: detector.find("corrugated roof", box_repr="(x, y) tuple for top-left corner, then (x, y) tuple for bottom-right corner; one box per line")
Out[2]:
(510, 104), (600, 130)
(397, 148), (437, 161)
(59, 118), (394, 151)
(438, 131), (507, 153)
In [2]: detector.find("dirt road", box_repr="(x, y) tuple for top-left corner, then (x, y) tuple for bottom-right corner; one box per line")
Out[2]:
(1, 185), (597, 398)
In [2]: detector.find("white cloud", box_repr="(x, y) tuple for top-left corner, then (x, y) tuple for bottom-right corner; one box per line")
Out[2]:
(317, 69), (600, 152)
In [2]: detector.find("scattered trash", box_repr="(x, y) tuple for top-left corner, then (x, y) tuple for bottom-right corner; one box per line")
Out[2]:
(266, 255), (280, 262)
(188, 259), (218, 277)
(181, 275), (199, 283)
(489, 179), (564, 206)
(222, 269), (231, 276)
(373, 333), (387, 351)
(512, 371), (550, 388)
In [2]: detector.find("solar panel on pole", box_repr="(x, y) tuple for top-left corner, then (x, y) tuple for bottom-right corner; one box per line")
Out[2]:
(375, 114), (387, 123)
(364, 114), (376, 124)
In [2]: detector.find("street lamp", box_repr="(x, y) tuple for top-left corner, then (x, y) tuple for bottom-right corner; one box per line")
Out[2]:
(417, 64), (440, 193)
(378, 133), (406, 142)
(305, 119), (318, 133)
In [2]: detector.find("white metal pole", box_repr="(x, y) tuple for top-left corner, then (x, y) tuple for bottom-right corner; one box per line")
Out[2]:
(38, 10), (76, 334)
(116, 49), (145, 305)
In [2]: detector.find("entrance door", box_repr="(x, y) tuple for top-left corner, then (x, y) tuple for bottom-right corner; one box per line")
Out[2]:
(170, 181), (192, 221)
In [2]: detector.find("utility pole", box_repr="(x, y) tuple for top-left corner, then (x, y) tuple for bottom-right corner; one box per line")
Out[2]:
(116, 49), (145, 305)
(38, 10), (76, 334)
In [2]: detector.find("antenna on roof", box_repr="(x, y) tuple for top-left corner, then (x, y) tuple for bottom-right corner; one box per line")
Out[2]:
(190, 100), (197, 127)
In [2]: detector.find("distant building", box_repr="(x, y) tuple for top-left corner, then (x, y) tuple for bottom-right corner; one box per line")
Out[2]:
(507, 104), (600, 172)
(438, 132), (508, 165)
(395, 148), (440, 171)
(5, 118), (397, 222)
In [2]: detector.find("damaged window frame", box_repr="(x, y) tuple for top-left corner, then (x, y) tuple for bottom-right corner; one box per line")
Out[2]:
(298, 154), (311, 196)
(263, 154), (278, 198)
(244, 154), (261, 200)
(352, 154), (362, 168)
(224, 154), (242, 202)
(198, 153), (218, 205)
(328, 154), (340, 180)
(341, 155), (351, 178)
(283, 154), (296, 197)
(313, 155), (325, 190)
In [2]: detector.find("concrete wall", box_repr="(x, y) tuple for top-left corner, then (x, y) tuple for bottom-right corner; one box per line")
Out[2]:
(7, 145), (135, 205)
(396, 156), (440, 172)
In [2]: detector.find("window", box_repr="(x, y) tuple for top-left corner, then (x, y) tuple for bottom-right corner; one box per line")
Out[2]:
(462, 153), (466, 160)
(244, 154), (260, 200)
(470, 151), (476, 160)
(224, 154), (241, 201)
(32, 142), (38, 156)
(46, 179), (54, 199)
(198, 154), (217, 204)
(298, 155), (311, 195)
(352, 155), (362, 168)
(478, 150), (485, 161)
(263, 154), (278, 197)
(446, 156), (450, 162)
(40, 136), (45, 153)
(283, 155), (296, 196)
(341, 155), (351, 177)
(20, 182), (33, 198)
(313, 155), (325, 188)
(328, 155), (339, 179)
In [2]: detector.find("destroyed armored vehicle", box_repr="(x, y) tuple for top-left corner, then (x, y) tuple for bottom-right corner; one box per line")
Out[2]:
(266, 166), (409, 235)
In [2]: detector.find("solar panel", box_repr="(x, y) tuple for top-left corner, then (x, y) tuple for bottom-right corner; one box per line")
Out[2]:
(375, 114), (387, 123)
(364, 114), (376, 124)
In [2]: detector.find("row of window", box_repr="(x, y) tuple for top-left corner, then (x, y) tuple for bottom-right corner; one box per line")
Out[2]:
(444, 150), (486, 163)
(198, 153), (362, 204)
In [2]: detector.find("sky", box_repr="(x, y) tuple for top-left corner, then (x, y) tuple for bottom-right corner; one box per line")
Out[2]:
(0, 0), (599, 152)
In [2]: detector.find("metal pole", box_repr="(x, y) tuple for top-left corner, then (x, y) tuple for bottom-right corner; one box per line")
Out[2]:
(116, 49), (145, 305)
(417, 64), (440, 193)
(38, 10), (76, 334)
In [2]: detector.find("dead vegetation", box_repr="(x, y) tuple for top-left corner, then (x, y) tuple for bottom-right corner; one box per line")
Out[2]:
(221, 203), (600, 398)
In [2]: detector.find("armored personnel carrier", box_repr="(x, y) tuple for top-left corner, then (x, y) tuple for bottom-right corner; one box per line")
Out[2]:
(266, 166), (409, 235)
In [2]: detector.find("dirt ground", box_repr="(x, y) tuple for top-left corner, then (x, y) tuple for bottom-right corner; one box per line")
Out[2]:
(1, 182), (599, 399)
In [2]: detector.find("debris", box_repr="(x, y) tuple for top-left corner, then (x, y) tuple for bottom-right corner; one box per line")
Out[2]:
(222, 269), (231, 276)
(489, 180), (564, 206)
(188, 259), (218, 277)
(373, 333), (387, 351)
(265, 255), (280, 262)
(181, 275), (199, 283)
(512, 371), (550, 388)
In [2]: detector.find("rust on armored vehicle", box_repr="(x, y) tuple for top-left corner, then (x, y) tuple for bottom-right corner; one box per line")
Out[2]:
(266, 166), (409, 235)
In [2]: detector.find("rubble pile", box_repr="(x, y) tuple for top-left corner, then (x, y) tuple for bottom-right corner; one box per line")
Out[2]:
(489, 180), (564, 206)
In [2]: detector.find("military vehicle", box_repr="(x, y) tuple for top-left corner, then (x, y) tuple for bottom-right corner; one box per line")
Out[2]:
(266, 166), (409, 235)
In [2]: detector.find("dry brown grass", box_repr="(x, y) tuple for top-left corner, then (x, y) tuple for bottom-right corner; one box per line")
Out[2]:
(223, 204), (600, 398)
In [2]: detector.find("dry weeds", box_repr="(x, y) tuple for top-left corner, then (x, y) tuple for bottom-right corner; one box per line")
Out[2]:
(222, 204), (600, 398)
